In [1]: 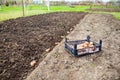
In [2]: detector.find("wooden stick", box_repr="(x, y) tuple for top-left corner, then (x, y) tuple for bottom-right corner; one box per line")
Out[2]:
(22, 0), (25, 16)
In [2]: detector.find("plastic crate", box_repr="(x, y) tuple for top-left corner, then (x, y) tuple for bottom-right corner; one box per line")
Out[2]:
(64, 35), (102, 57)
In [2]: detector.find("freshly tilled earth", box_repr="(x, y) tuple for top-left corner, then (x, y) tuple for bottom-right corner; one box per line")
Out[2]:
(0, 12), (87, 80)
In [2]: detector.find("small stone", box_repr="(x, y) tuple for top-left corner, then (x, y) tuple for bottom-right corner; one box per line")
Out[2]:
(115, 76), (120, 80)
(12, 64), (17, 68)
(45, 48), (51, 52)
(49, 65), (54, 69)
(14, 42), (19, 46)
(90, 58), (93, 61)
(106, 56), (110, 59)
(98, 66), (103, 69)
(75, 67), (79, 71)
(76, 64), (81, 68)
(70, 28), (73, 31)
(53, 60), (58, 64)
(46, 75), (50, 79)
(3, 39), (6, 42)
(71, 60), (75, 63)
(67, 31), (70, 34)
(69, 60), (75, 65)
(43, 61), (47, 65)
(55, 42), (60, 45)
(64, 60), (68, 64)
(64, 65), (69, 69)
(29, 39), (34, 43)
(61, 36), (64, 38)
(10, 58), (15, 63)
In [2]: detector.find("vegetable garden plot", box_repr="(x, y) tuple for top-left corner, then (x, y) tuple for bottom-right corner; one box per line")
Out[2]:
(0, 12), (87, 80)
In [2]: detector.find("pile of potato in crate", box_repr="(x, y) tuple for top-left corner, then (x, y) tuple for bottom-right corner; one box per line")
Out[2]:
(64, 35), (102, 56)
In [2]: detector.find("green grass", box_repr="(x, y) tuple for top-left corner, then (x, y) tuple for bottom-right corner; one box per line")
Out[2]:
(49, 5), (89, 12)
(0, 5), (48, 21)
(91, 5), (120, 9)
(0, 5), (120, 22)
(111, 12), (120, 20)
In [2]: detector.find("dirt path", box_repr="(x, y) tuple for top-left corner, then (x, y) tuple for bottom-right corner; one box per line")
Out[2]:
(26, 14), (120, 80)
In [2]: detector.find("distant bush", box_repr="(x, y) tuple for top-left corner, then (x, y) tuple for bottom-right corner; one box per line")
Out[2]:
(5, 2), (9, 6)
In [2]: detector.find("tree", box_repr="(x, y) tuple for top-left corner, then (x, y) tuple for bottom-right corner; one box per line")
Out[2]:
(89, 0), (96, 9)
(44, 0), (50, 11)
(116, 0), (120, 7)
(47, 0), (50, 11)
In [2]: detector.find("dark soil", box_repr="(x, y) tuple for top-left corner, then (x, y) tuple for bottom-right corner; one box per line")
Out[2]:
(0, 12), (87, 80)
(88, 8), (120, 12)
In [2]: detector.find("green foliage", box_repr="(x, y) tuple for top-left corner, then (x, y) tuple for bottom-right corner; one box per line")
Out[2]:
(111, 12), (120, 20)
(5, 1), (9, 6)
